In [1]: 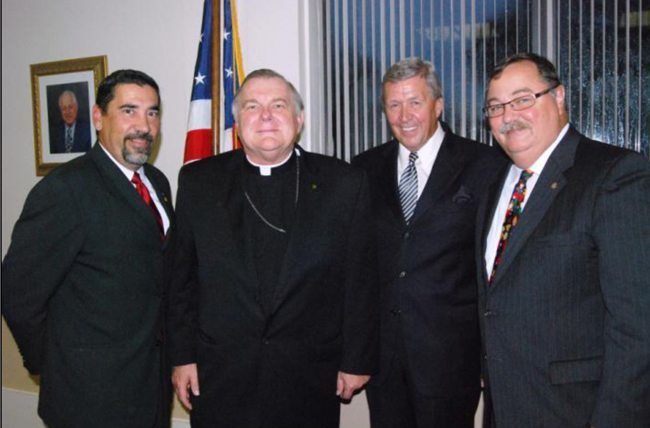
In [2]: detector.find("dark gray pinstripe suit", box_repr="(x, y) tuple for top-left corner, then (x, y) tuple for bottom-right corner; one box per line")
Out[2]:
(477, 126), (650, 427)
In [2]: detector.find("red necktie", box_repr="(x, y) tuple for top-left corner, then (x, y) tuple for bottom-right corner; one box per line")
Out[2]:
(489, 169), (533, 284)
(131, 171), (165, 240)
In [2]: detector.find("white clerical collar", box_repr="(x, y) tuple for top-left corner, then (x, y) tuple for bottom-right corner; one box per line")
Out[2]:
(246, 148), (299, 176)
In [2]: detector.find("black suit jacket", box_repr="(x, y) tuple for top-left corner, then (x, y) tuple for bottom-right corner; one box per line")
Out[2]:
(2, 143), (174, 428)
(352, 123), (506, 397)
(476, 126), (650, 427)
(49, 120), (92, 153)
(167, 146), (379, 427)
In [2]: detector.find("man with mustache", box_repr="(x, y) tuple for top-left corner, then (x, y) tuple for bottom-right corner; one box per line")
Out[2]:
(2, 69), (174, 428)
(478, 52), (650, 426)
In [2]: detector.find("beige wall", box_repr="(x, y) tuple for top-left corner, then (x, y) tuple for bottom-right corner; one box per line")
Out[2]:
(1, 0), (347, 424)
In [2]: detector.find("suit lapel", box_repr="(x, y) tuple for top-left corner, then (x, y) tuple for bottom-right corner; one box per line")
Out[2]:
(225, 152), (266, 318)
(90, 144), (162, 238)
(411, 134), (462, 224)
(269, 148), (321, 315)
(489, 127), (580, 286)
(477, 165), (509, 285)
(377, 141), (403, 223)
(144, 164), (174, 247)
(146, 173), (173, 221)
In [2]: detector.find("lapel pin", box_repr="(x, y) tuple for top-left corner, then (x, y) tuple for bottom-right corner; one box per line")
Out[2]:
(311, 183), (318, 190)
(550, 182), (558, 189)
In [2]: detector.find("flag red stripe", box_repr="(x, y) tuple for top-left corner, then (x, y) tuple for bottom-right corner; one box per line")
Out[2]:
(184, 129), (214, 163)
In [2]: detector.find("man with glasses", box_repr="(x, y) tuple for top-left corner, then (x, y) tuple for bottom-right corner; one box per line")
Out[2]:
(478, 52), (650, 426)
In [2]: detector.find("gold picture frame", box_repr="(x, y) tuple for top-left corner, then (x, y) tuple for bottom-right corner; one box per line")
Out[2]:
(30, 55), (108, 175)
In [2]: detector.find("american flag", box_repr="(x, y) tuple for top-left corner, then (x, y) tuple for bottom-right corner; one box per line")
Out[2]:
(183, 0), (244, 164)
(222, 0), (244, 152)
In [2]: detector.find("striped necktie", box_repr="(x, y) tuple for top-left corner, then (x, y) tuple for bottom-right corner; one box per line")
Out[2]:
(489, 169), (533, 284)
(398, 151), (419, 223)
(65, 127), (74, 152)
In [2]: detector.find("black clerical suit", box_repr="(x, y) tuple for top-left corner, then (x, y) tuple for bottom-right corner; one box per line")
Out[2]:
(167, 146), (378, 428)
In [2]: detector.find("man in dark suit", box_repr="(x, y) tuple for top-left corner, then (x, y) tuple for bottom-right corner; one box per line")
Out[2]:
(352, 57), (504, 427)
(49, 89), (92, 153)
(478, 52), (650, 427)
(2, 69), (173, 428)
(168, 69), (378, 428)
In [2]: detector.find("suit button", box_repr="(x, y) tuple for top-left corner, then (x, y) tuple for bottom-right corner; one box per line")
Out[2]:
(484, 310), (493, 317)
(483, 354), (488, 360)
(390, 308), (401, 316)
(262, 339), (270, 345)
(403, 232), (410, 239)
(399, 271), (407, 278)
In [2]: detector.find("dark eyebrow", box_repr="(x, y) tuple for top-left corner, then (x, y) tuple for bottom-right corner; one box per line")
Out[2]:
(118, 103), (160, 111)
(486, 88), (536, 105)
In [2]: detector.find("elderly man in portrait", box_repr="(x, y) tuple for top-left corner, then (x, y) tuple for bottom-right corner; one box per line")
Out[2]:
(50, 89), (92, 153)
(478, 52), (650, 427)
(168, 68), (378, 428)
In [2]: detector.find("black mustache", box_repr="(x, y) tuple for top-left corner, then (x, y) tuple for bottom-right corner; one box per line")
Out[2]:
(125, 131), (154, 144)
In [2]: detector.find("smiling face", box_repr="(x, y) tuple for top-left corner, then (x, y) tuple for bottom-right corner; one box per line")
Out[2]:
(486, 60), (568, 169)
(235, 76), (304, 165)
(93, 83), (160, 171)
(59, 92), (79, 126)
(383, 75), (443, 152)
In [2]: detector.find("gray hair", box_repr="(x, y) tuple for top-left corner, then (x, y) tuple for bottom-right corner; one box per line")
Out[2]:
(232, 69), (304, 122)
(58, 90), (78, 107)
(381, 57), (443, 104)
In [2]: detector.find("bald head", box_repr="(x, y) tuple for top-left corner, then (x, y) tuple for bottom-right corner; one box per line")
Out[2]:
(58, 90), (79, 126)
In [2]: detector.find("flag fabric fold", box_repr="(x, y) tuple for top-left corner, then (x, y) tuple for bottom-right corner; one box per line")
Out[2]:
(184, 0), (244, 164)
(222, 0), (244, 152)
(184, 0), (214, 164)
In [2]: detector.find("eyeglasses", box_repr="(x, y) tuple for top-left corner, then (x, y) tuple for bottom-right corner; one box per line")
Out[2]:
(483, 84), (559, 118)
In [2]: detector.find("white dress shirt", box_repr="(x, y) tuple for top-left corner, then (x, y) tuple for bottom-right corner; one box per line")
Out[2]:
(485, 123), (570, 277)
(99, 143), (170, 233)
(397, 122), (446, 200)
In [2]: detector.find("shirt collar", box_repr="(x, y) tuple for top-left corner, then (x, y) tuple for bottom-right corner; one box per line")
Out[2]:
(99, 142), (145, 180)
(397, 121), (445, 170)
(245, 148), (298, 176)
(527, 123), (570, 175)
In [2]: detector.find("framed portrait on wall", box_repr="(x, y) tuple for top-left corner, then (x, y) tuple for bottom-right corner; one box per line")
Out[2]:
(30, 55), (108, 175)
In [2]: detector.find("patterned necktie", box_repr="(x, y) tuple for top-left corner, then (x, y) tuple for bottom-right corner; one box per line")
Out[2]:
(398, 151), (419, 223)
(131, 172), (165, 240)
(65, 127), (73, 152)
(489, 169), (533, 284)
